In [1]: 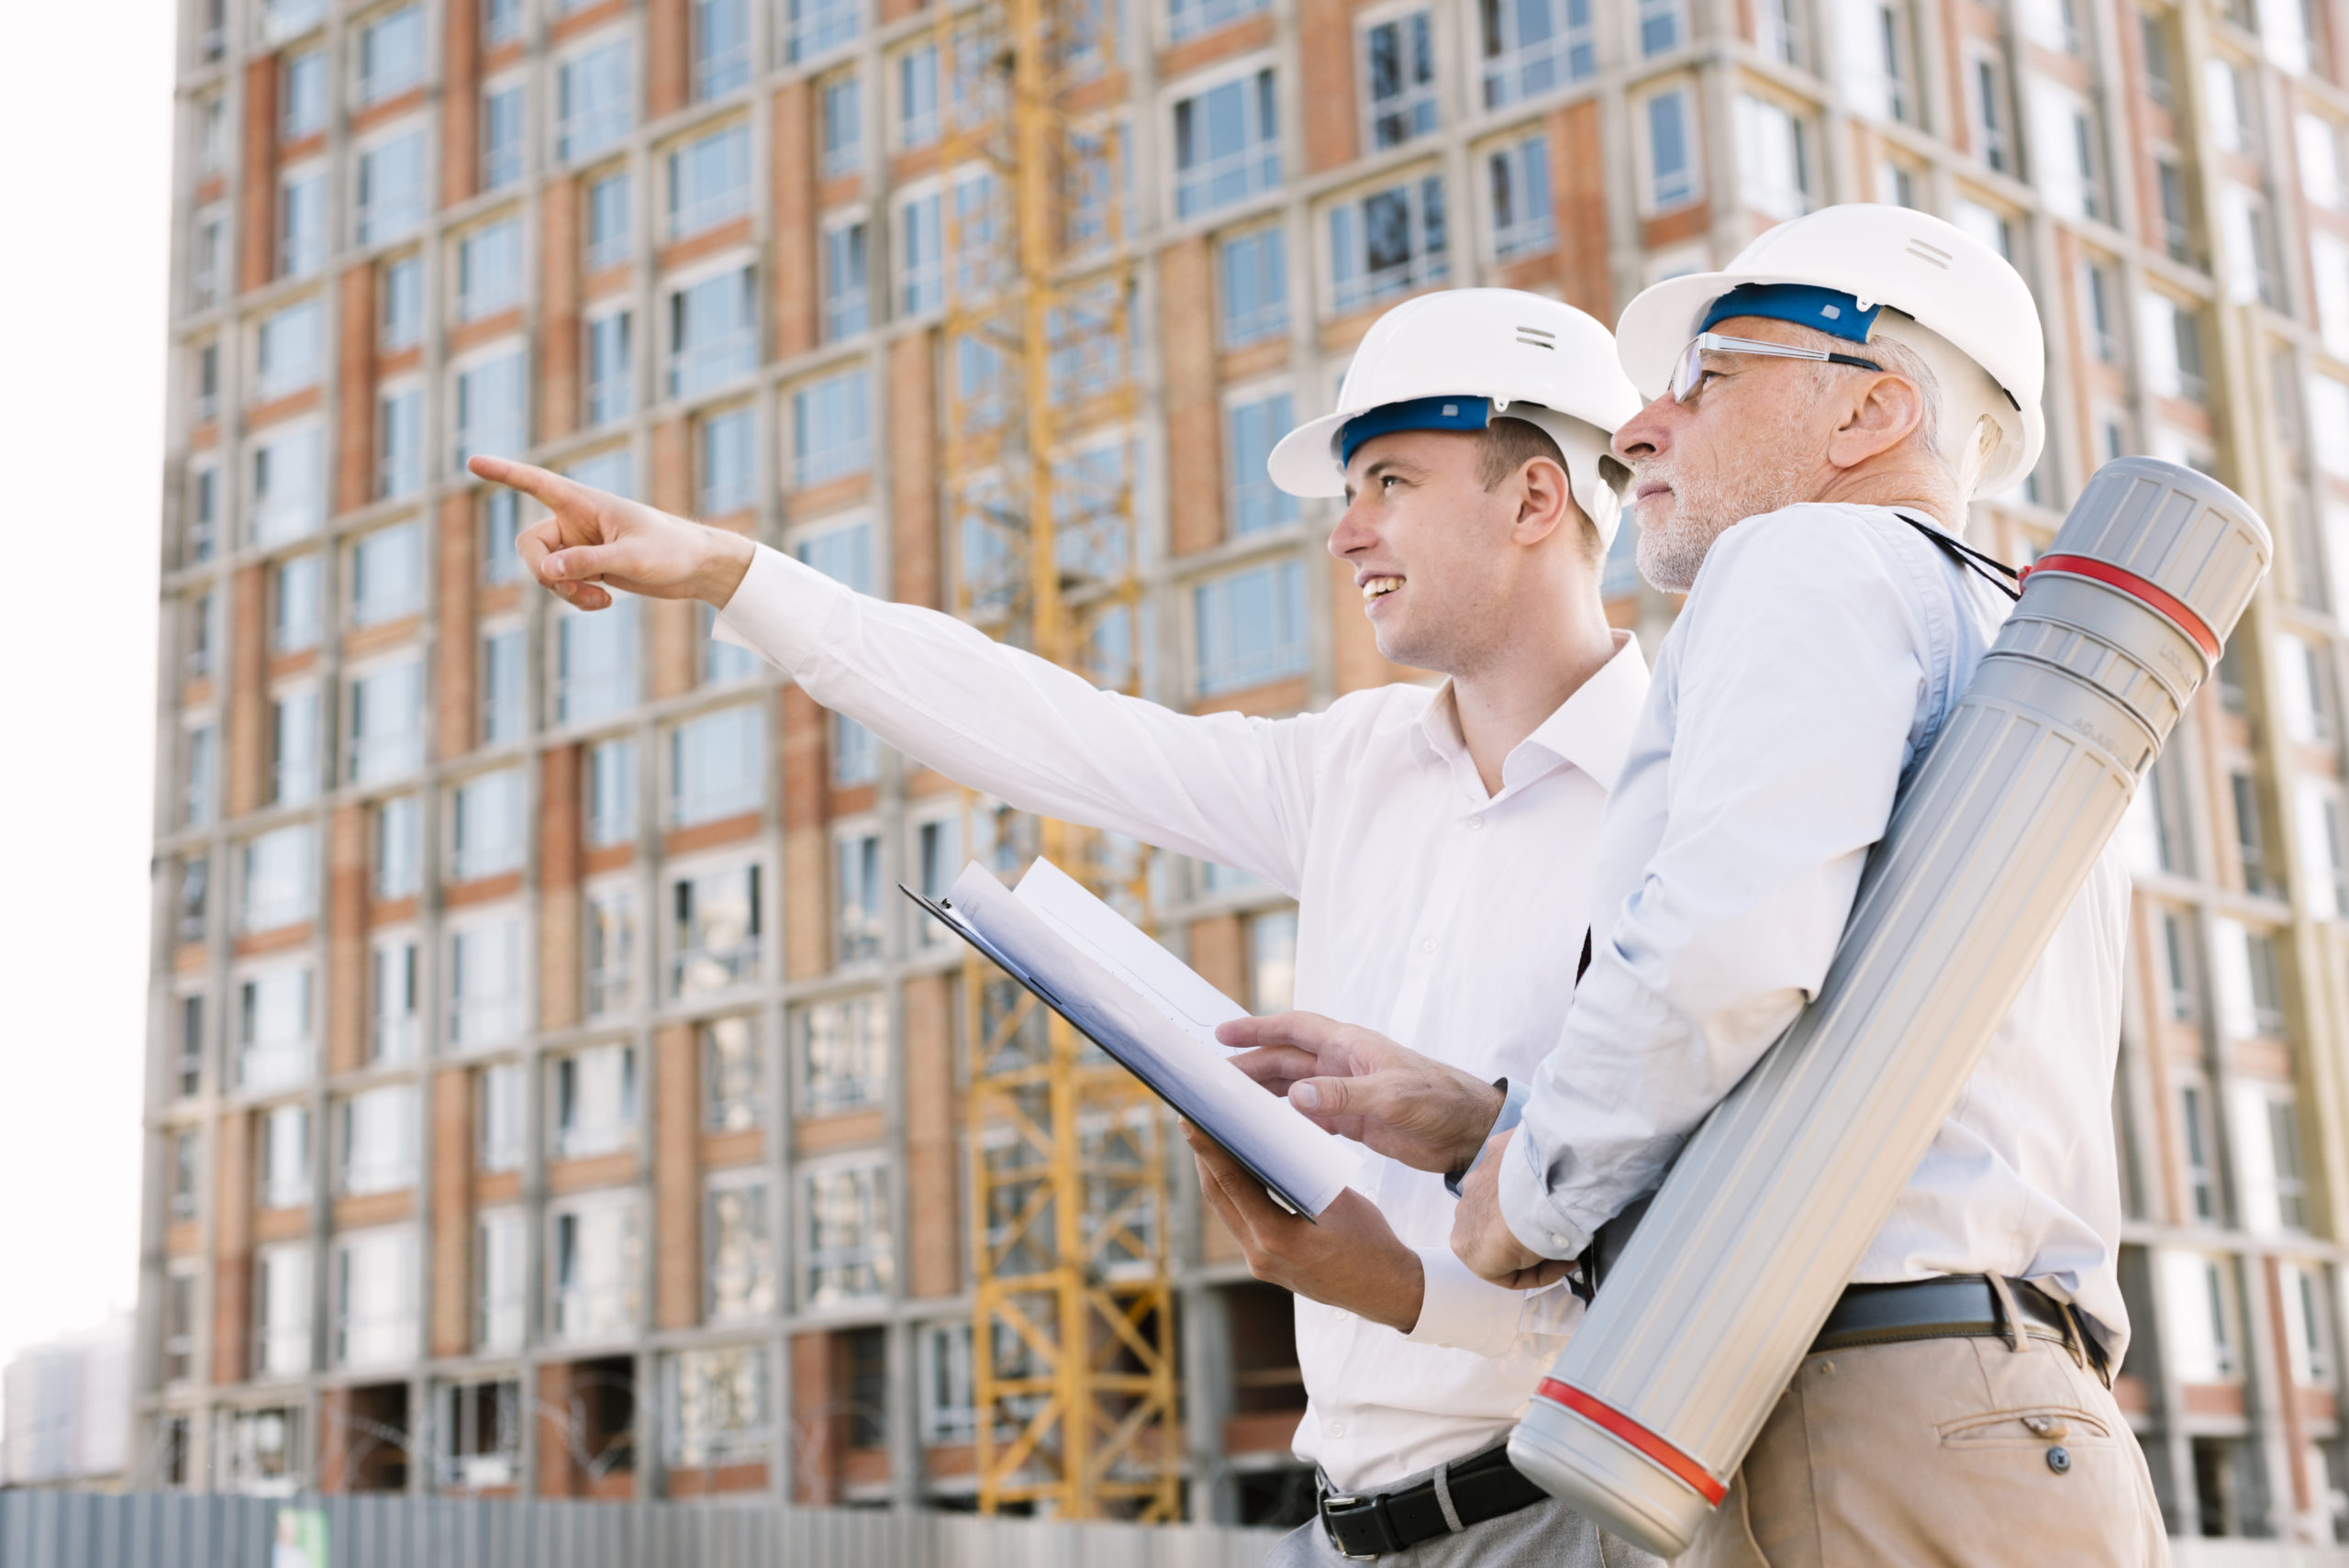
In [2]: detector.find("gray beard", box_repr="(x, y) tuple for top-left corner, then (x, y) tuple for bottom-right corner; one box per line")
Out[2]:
(1632, 453), (1821, 593)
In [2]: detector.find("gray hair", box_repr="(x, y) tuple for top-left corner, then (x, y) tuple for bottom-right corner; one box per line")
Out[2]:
(1774, 320), (1947, 485)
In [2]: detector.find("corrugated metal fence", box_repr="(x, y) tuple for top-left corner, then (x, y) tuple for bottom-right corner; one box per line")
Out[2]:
(0, 1493), (1281, 1568)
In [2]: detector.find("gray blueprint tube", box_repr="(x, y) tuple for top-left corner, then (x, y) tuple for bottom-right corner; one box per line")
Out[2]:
(1508, 459), (2272, 1555)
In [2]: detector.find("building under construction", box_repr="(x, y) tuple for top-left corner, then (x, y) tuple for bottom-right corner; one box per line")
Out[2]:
(142, 0), (2349, 1542)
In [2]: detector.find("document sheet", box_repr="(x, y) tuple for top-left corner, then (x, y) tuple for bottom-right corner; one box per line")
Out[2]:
(913, 859), (1361, 1218)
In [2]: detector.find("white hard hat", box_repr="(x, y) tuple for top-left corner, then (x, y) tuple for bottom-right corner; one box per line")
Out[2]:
(1614, 204), (2045, 495)
(1267, 289), (1644, 545)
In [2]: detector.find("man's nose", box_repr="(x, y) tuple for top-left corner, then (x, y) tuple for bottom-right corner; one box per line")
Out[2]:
(1613, 393), (1675, 463)
(1328, 497), (1375, 559)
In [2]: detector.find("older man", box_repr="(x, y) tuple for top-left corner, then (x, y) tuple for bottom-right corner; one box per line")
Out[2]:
(480, 289), (1662, 1566)
(1229, 205), (2171, 1565)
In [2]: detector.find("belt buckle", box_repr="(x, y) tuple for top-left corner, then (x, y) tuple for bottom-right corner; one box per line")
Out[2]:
(1319, 1491), (1401, 1560)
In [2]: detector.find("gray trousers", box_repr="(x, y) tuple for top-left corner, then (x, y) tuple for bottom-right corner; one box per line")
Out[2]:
(1264, 1448), (1662, 1568)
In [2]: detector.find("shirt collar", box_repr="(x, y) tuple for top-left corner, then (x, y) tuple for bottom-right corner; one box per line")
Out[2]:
(1405, 630), (1651, 796)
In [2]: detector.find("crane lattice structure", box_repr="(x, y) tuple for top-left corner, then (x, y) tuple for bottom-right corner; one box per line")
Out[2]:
(933, 0), (1184, 1522)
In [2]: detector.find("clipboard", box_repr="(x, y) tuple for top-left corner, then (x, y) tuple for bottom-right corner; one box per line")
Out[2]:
(901, 884), (1313, 1219)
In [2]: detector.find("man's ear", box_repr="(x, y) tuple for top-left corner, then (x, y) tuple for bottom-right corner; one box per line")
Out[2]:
(1511, 456), (1572, 545)
(1826, 373), (1927, 471)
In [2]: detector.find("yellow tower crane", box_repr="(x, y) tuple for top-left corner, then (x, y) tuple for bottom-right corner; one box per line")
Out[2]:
(932, 0), (1185, 1521)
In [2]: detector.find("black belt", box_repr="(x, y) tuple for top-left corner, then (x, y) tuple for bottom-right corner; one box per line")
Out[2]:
(1813, 1273), (2110, 1383)
(1318, 1440), (1550, 1559)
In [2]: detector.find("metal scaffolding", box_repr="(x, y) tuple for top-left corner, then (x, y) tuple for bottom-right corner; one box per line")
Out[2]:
(933, 0), (1183, 1521)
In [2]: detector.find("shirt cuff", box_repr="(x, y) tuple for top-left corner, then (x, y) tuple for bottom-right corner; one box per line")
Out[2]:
(1491, 1076), (1531, 1137)
(1499, 1125), (1592, 1262)
(709, 543), (849, 673)
(1406, 1247), (1535, 1359)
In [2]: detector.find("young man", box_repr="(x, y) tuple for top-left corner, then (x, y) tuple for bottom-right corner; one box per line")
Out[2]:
(474, 288), (1658, 1565)
(1227, 206), (2169, 1564)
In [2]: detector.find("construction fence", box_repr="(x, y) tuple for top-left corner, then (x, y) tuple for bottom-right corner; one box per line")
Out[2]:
(0, 1492), (1280, 1568)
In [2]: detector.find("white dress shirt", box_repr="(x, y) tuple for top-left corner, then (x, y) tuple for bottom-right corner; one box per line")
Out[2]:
(1500, 503), (2133, 1359)
(713, 543), (1649, 1490)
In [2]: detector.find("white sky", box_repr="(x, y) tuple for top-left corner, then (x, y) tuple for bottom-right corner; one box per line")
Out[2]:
(0, 2), (173, 1394)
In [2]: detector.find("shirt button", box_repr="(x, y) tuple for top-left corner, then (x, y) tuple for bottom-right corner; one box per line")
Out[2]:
(1328, 1422), (1347, 1439)
(1553, 1233), (1571, 1249)
(1467, 817), (1484, 830)
(1422, 938), (1438, 953)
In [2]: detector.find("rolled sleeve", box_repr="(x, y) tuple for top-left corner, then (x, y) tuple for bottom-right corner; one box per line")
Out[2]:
(1407, 1247), (1585, 1359)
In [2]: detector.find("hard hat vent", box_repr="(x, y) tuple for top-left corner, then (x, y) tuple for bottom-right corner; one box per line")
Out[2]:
(1904, 237), (1953, 269)
(1515, 324), (1555, 350)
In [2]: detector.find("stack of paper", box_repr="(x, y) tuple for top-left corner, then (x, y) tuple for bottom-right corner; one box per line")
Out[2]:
(908, 860), (1362, 1218)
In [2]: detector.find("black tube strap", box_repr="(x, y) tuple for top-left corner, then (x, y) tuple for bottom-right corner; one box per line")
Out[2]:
(1318, 1440), (1551, 1559)
(1895, 511), (2022, 602)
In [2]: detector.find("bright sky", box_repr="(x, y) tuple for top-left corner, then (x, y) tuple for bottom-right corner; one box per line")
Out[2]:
(0, 2), (173, 1396)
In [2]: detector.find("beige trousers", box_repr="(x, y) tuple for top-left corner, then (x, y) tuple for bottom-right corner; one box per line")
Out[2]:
(1681, 1331), (2170, 1567)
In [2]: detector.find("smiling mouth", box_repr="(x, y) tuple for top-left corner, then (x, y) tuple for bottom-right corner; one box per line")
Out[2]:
(1361, 575), (1403, 602)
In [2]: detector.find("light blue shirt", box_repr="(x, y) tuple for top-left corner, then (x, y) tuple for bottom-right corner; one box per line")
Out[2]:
(1499, 502), (2133, 1355)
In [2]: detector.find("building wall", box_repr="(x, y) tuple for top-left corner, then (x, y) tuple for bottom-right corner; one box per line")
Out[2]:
(141, 0), (2349, 1540)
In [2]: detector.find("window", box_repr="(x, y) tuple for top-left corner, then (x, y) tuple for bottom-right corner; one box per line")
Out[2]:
(170, 1129), (201, 1221)
(2231, 773), (2269, 895)
(480, 1218), (532, 1355)
(482, 490), (526, 586)
(1362, 11), (1437, 149)
(450, 911), (526, 1045)
(242, 826), (318, 933)
(586, 172), (632, 271)
(559, 599), (640, 722)
(2277, 631), (2332, 744)
(586, 882), (637, 1016)
(259, 1103), (312, 1211)
(484, 0), (521, 45)
(2207, 58), (2254, 156)
(692, 1016), (762, 1133)
(185, 587), (222, 675)
(381, 256), (423, 349)
(669, 1347), (768, 1465)
(1486, 133), (1553, 259)
(189, 463), (221, 562)
(795, 515), (874, 590)
(370, 934), (420, 1062)
(455, 350), (529, 469)
(451, 769), (526, 881)
(340, 1084), (418, 1195)
(669, 123), (751, 239)
(785, 0), (858, 64)
(897, 44), (941, 148)
(836, 828), (884, 963)
(586, 737), (639, 845)
(197, 95), (230, 172)
(910, 815), (960, 949)
(821, 75), (863, 178)
(705, 1174), (775, 1319)
(2079, 261), (2118, 364)
(583, 309), (632, 428)
(1248, 907), (1298, 1011)
(2219, 184), (2282, 310)
(356, 129), (429, 244)
(459, 219), (526, 320)
(1480, 0), (1593, 106)
(254, 1242), (313, 1378)
(351, 521), (423, 626)
(1736, 95), (1809, 220)
(553, 1042), (639, 1158)
(479, 1063), (526, 1172)
(1171, 0), (1267, 41)
(2176, 1080), (2217, 1223)
(348, 658), (426, 784)
(1219, 227), (1288, 348)
(1756, 0), (1801, 62)
(2299, 782), (2349, 917)
(175, 991), (206, 1092)
(2232, 1086), (2310, 1234)
(271, 689), (320, 807)
(2301, 115), (2344, 209)
(445, 1376), (521, 1485)
(239, 963), (315, 1091)
(802, 1161), (891, 1305)
(223, 1407), (302, 1495)
(1642, 87), (1697, 210)
(797, 992), (887, 1115)
(375, 795), (421, 898)
(1196, 559), (1308, 695)
(699, 406), (755, 515)
(2137, 293), (2205, 404)
(1969, 56), (2009, 173)
(793, 368), (871, 485)
(671, 705), (763, 824)
(195, 343), (220, 424)
(335, 1226), (417, 1369)
(669, 267), (758, 397)
(1227, 392), (1297, 536)
(478, 626), (527, 746)
(183, 726), (218, 828)
(191, 210), (226, 310)
(823, 221), (870, 340)
(483, 82), (526, 190)
(696, 0), (751, 95)
(378, 386), (423, 498)
(831, 712), (878, 785)
(2155, 909), (2197, 1024)
(1639, 0), (1685, 50)
(559, 39), (635, 162)
(255, 299), (323, 402)
(2285, 1265), (2333, 1385)
(162, 1268), (197, 1385)
(674, 862), (762, 994)
(358, 6), (425, 104)
(279, 168), (326, 279)
(1174, 70), (1279, 219)
(1330, 175), (1447, 314)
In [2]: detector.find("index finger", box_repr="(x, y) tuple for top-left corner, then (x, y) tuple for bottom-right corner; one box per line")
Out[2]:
(1216, 1009), (1354, 1056)
(1225, 1043), (1321, 1092)
(469, 454), (593, 512)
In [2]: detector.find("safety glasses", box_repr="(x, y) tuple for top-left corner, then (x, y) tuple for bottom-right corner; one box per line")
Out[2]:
(1670, 332), (1887, 404)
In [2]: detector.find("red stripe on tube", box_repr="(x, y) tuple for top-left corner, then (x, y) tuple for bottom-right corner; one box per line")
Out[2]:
(1533, 1379), (1729, 1507)
(2021, 554), (2222, 662)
